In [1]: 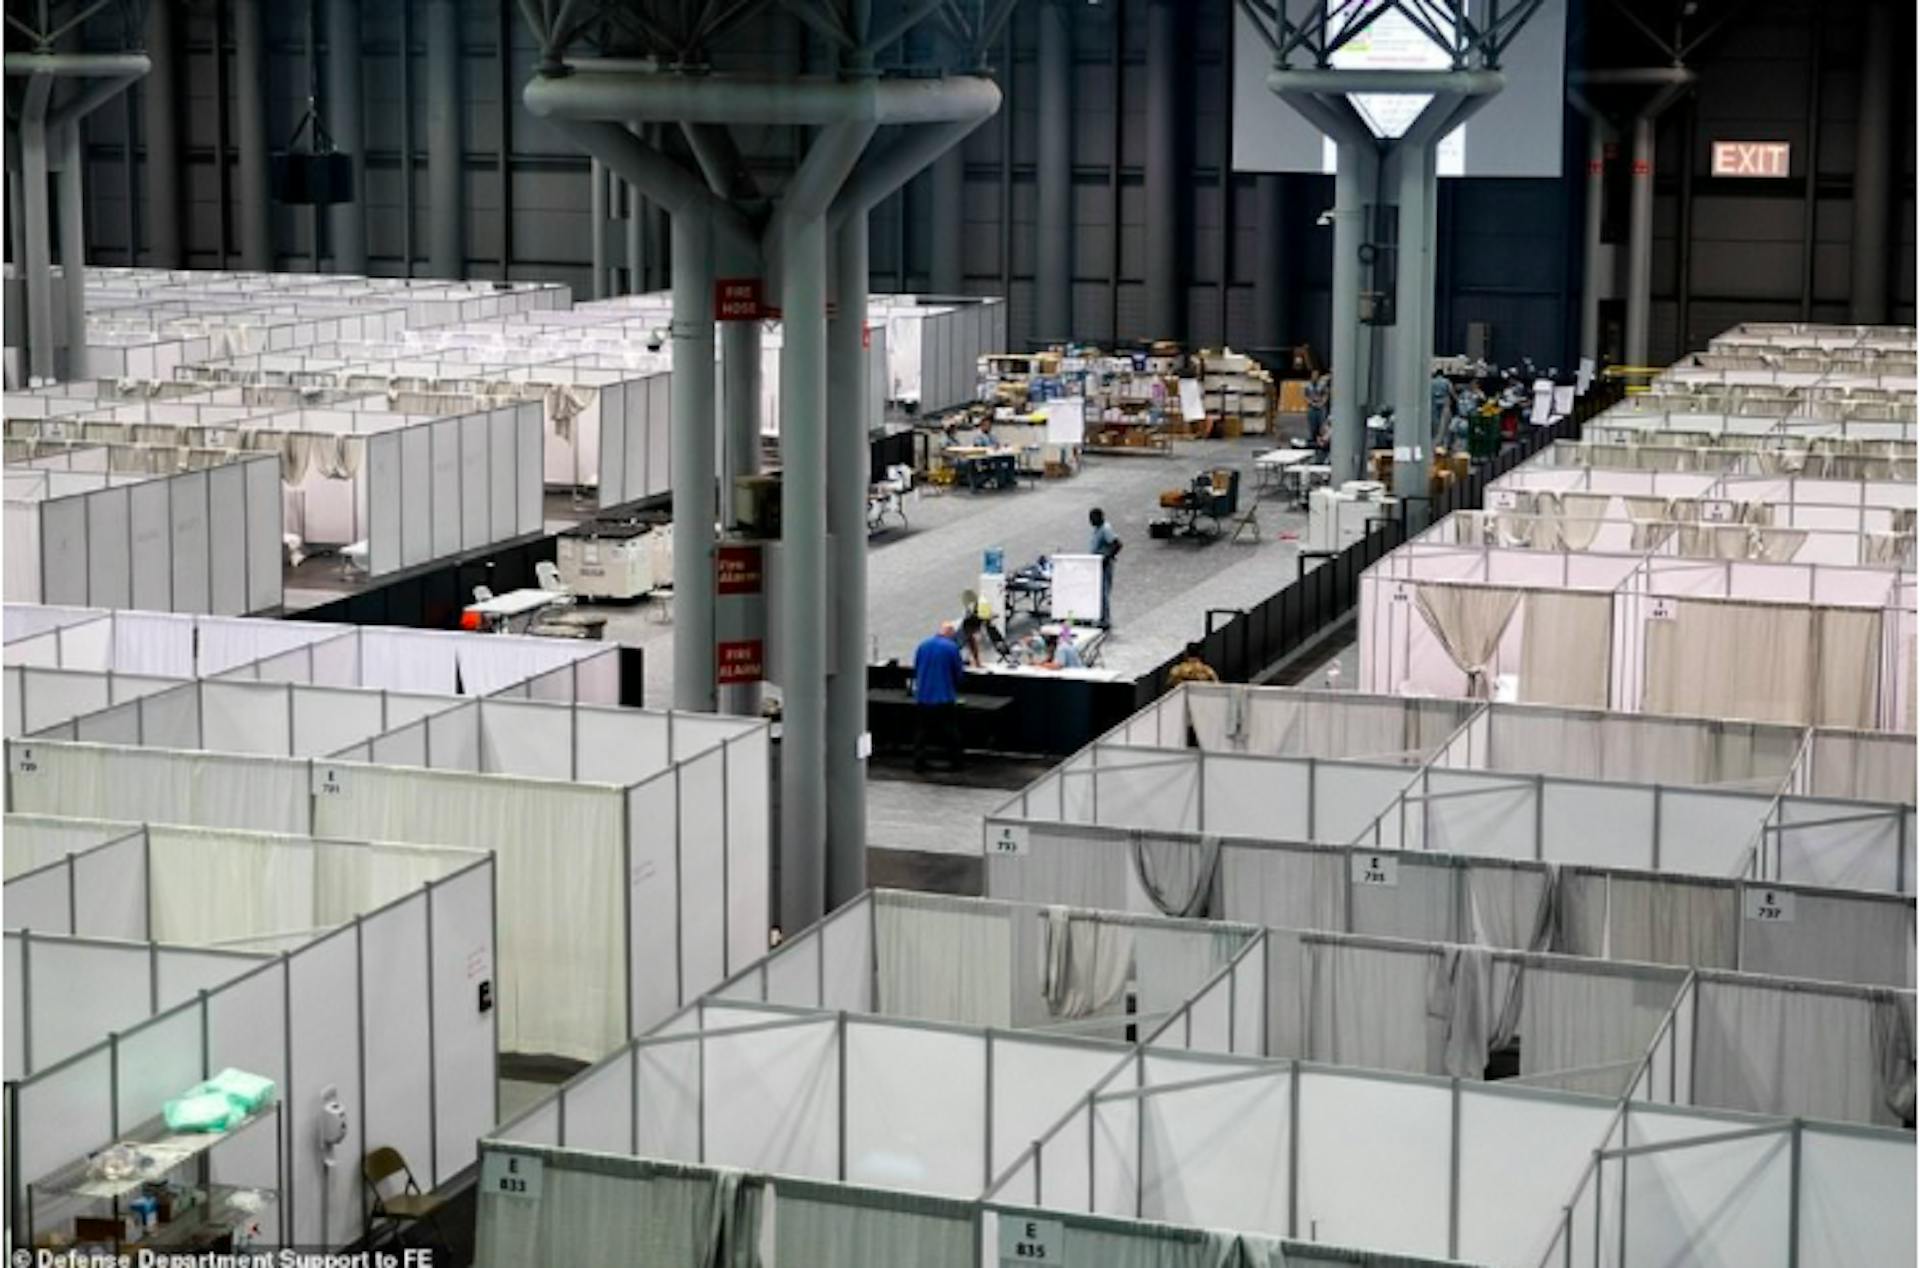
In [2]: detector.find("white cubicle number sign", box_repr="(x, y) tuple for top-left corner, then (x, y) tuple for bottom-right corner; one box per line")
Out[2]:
(311, 765), (348, 797)
(1701, 500), (1735, 524)
(1391, 583), (1411, 604)
(990, 824), (1031, 857)
(1000, 1217), (1063, 1263)
(1486, 489), (1520, 512)
(481, 1151), (543, 1201)
(1744, 888), (1796, 924)
(1647, 597), (1677, 623)
(1350, 852), (1399, 888)
(8, 745), (39, 776)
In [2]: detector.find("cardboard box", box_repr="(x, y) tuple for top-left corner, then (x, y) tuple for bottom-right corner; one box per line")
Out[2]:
(1220, 416), (1244, 439)
(1279, 380), (1310, 413)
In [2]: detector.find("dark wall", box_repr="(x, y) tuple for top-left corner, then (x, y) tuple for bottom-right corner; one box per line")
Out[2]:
(66, 0), (1914, 372)
(1641, 0), (1917, 362)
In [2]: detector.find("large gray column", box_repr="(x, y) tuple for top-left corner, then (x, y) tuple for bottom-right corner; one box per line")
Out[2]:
(1625, 112), (1656, 366)
(1252, 175), (1288, 357)
(1848, 0), (1893, 324)
(1328, 144), (1373, 486)
(326, 0), (367, 272)
(57, 124), (87, 380)
(1390, 143), (1437, 503)
(826, 217), (870, 909)
(1144, 0), (1183, 339)
(1035, 0), (1073, 341)
(780, 215), (830, 927)
(143, 0), (182, 267)
(425, 0), (464, 279)
(232, 0), (272, 269)
(928, 149), (964, 294)
(1578, 118), (1609, 366)
(672, 216), (718, 713)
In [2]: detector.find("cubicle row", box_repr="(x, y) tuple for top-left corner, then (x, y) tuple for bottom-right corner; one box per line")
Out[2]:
(3, 449), (282, 613)
(475, 888), (1915, 1268)
(1, 811), (497, 1252)
(3, 698), (770, 1063)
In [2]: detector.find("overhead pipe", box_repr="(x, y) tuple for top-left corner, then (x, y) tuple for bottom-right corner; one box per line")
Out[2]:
(523, 70), (1002, 129)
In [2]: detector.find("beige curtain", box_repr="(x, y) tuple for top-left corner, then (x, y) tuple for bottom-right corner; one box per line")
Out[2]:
(1559, 493), (1610, 551)
(312, 434), (365, 480)
(1625, 496), (1677, 550)
(1413, 585), (1523, 698)
(1519, 591), (1613, 708)
(1813, 607), (1883, 729)
(1642, 599), (1815, 724)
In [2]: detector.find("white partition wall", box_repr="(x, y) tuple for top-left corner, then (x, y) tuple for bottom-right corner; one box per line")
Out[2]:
(6, 853), (497, 1251)
(3, 452), (282, 613)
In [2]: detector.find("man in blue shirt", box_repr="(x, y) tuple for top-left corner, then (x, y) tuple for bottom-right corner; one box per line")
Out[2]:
(1088, 507), (1120, 629)
(912, 620), (967, 772)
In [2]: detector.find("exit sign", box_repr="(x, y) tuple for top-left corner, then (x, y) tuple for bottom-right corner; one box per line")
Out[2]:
(1711, 141), (1791, 178)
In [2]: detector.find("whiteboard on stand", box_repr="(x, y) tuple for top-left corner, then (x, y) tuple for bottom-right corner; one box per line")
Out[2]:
(1042, 397), (1086, 445)
(1052, 553), (1105, 624)
(1178, 378), (1206, 424)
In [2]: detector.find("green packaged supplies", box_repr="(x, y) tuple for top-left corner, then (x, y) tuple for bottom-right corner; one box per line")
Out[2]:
(163, 1068), (278, 1133)
(196, 1068), (278, 1114)
(163, 1092), (239, 1134)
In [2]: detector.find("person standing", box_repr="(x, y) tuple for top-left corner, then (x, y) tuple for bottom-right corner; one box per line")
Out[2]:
(1304, 373), (1330, 448)
(1088, 507), (1121, 629)
(1429, 370), (1455, 452)
(912, 620), (967, 773)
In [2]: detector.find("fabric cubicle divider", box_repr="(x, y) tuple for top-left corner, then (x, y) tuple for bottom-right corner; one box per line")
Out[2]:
(6, 456), (283, 615)
(982, 817), (1916, 989)
(6, 853), (496, 1250)
(4, 667), (183, 738)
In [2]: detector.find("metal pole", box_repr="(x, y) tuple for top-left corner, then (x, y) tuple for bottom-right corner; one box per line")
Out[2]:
(20, 80), (56, 382)
(1144, 0), (1182, 340)
(1392, 143), (1434, 504)
(1035, 0), (1073, 342)
(627, 124), (648, 291)
(425, 0), (463, 279)
(144, 0), (183, 267)
(326, 0), (367, 272)
(781, 213), (830, 928)
(56, 121), (87, 380)
(1329, 142), (1373, 486)
(232, 0), (272, 269)
(1625, 112), (1656, 367)
(1848, 0), (1893, 324)
(826, 214), (869, 909)
(672, 214), (718, 712)
(928, 149), (964, 294)
(1579, 118), (1609, 367)
(590, 158), (608, 299)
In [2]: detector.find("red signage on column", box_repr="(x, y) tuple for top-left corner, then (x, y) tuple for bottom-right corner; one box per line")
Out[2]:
(715, 278), (765, 322)
(717, 639), (765, 684)
(863, 323), (873, 351)
(717, 544), (764, 595)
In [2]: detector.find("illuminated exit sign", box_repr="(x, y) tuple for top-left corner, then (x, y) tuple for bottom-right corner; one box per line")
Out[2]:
(1711, 141), (1791, 178)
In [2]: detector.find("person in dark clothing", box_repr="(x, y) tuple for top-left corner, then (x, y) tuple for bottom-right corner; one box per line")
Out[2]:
(912, 620), (967, 772)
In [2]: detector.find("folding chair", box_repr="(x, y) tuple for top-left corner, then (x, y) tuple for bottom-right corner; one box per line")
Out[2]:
(363, 1146), (453, 1254)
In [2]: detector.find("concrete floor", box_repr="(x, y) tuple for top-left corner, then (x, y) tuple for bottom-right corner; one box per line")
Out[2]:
(590, 430), (1315, 704)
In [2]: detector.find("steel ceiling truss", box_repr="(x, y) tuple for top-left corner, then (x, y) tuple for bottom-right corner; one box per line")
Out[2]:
(3, 0), (148, 54)
(1236, 0), (1546, 71)
(517, 0), (1019, 72)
